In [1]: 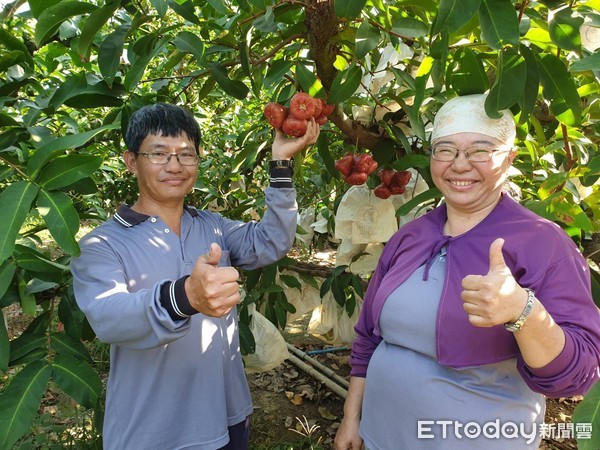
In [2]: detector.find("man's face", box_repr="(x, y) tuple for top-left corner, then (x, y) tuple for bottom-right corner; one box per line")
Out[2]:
(124, 133), (198, 207)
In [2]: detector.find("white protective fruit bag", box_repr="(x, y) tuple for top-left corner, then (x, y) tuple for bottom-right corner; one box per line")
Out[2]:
(335, 184), (398, 244)
(243, 304), (289, 373)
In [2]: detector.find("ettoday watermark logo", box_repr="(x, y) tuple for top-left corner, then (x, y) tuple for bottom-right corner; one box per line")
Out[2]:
(417, 420), (592, 444)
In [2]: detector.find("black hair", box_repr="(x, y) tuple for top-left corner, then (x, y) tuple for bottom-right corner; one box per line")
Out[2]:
(124, 103), (202, 154)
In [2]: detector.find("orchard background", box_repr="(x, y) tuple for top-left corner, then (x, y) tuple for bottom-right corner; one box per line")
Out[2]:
(0, 0), (599, 448)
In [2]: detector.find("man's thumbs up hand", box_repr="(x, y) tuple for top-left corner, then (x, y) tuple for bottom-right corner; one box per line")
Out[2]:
(185, 243), (241, 317)
(461, 238), (528, 327)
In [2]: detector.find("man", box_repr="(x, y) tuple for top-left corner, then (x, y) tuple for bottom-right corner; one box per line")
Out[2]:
(71, 103), (319, 449)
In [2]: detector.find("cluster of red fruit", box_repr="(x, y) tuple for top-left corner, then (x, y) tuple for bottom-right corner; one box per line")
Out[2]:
(264, 92), (335, 137)
(374, 169), (412, 199)
(334, 153), (378, 185)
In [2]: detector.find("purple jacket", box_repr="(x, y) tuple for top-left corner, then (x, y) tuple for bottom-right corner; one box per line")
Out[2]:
(350, 194), (600, 398)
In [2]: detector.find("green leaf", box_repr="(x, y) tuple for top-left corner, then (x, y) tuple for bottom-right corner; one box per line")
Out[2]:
(449, 47), (488, 95)
(538, 53), (582, 126)
(0, 260), (16, 300)
(207, 62), (249, 99)
(391, 18), (428, 39)
(517, 44), (540, 124)
(356, 20), (381, 60)
(173, 31), (206, 67)
(51, 333), (92, 362)
(328, 66), (363, 104)
(99, 25), (128, 86)
(549, 8), (583, 52)
(295, 63), (322, 97)
(51, 354), (102, 409)
(8, 334), (46, 366)
(396, 187), (442, 217)
(432, 0), (481, 35)
(265, 59), (293, 89)
(34, 1), (98, 47)
(28, 0), (62, 18)
(0, 29), (34, 69)
(0, 310), (7, 373)
(0, 361), (51, 449)
(280, 274), (301, 290)
(37, 190), (80, 257)
(573, 380), (600, 450)
(570, 51), (600, 73)
(13, 245), (69, 273)
(0, 181), (39, 264)
(168, 0), (201, 25)
(76, 1), (120, 58)
(334, 0), (367, 19)
(36, 154), (103, 190)
(239, 317), (255, 355)
(478, 0), (519, 50)
(150, 0), (169, 17)
(27, 124), (118, 178)
(485, 47), (526, 117)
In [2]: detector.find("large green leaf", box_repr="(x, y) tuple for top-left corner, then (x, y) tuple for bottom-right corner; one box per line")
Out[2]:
(517, 44), (540, 124)
(0, 309), (7, 373)
(124, 34), (169, 91)
(207, 62), (249, 99)
(76, 1), (121, 58)
(295, 63), (323, 97)
(0, 361), (51, 449)
(36, 154), (104, 190)
(573, 380), (600, 450)
(432, 0), (481, 35)
(37, 190), (80, 257)
(355, 20), (381, 60)
(391, 18), (429, 39)
(51, 354), (102, 409)
(478, 0), (519, 50)
(172, 31), (206, 67)
(334, 0), (367, 19)
(50, 75), (126, 110)
(13, 245), (70, 273)
(486, 47), (526, 117)
(51, 333), (92, 362)
(0, 29), (34, 69)
(264, 59), (293, 89)
(549, 7), (583, 52)
(0, 181), (39, 264)
(98, 25), (128, 86)
(168, 0), (201, 25)
(8, 334), (46, 366)
(150, 0), (168, 17)
(328, 66), (363, 105)
(0, 260), (16, 300)
(34, 1), (98, 47)
(449, 47), (488, 95)
(538, 53), (582, 126)
(27, 124), (118, 178)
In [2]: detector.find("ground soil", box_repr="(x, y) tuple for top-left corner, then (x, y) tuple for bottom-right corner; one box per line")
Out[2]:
(246, 314), (581, 449)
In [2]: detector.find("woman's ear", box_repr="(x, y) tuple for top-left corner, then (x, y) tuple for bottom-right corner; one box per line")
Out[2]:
(507, 146), (518, 165)
(123, 151), (138, 174)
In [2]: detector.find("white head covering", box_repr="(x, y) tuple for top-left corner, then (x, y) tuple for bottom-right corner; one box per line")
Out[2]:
(431, 94), (516, 146)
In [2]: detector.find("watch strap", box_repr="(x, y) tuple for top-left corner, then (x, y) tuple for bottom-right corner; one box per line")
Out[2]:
(269, 159), (294, 170)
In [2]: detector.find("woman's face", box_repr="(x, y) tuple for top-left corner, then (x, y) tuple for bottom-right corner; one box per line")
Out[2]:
(430, 132), (516, 215)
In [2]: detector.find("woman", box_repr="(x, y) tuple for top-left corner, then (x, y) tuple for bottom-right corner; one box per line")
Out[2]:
(334, 94), (600, 449)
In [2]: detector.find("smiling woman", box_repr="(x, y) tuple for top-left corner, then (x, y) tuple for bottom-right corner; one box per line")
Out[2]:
(334, 93), (600, 450)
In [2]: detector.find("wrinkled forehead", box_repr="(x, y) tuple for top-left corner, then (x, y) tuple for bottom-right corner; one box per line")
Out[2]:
(431, 94), (516, 146)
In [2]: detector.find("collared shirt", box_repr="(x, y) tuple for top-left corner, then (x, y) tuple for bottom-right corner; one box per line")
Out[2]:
(71, 182), (297, 450)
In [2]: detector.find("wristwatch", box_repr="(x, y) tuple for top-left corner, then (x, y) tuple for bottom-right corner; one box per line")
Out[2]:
(504, 288), (535, 332)
(269, 159), (294, 170)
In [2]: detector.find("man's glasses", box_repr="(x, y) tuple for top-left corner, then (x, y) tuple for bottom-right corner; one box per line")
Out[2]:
(137, 152), (199, 166)
(431, 146), (511, 163)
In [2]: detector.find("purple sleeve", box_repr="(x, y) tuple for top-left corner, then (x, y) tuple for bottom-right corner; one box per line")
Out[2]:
(516, 256), (600, 397)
